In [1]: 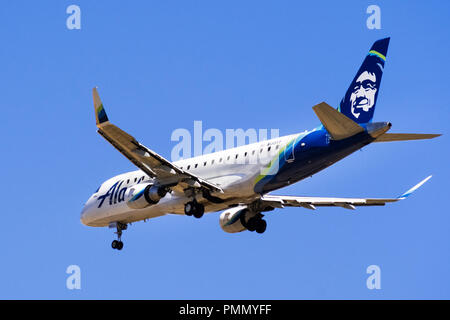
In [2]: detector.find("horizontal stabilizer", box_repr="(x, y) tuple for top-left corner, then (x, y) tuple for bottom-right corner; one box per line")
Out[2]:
(313, 102), (364, 140)
(374, 133), (441, 142)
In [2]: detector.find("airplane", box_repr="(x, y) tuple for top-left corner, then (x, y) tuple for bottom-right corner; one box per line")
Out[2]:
(81, 38), (440, 250)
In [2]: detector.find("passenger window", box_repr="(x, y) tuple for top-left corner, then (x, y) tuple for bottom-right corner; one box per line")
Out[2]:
(195, 164), (198, 168)
(244, 152), (247, 157)
(268, 147), (271, 151)
(235, 154), (238, 159)
(212, 160), (215, 164)
(252, 150), (255, 155)
(187, 165), (190, 170)
(219, 158), (222, 162)
(204, 161), (207, 166)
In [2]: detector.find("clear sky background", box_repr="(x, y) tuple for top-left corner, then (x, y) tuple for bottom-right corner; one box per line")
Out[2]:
(1, 1), (449, 299)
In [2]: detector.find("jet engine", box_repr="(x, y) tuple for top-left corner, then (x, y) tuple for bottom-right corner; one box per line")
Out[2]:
(220, 206), (268, 234)
(127, 183), (168, 209)
(219, 206), (251, 233)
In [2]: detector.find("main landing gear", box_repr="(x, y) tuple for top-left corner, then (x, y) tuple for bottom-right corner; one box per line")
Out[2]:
(110, 222), (127, 250)
(244, 214), (267, 234)
(184, 200), (205, 219)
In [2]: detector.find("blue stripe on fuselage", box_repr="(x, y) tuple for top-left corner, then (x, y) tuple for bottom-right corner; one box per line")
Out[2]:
(254, 124), (378, 194)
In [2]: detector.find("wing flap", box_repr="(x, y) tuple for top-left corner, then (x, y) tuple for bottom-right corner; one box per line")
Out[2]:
(259, 176), (431, 211)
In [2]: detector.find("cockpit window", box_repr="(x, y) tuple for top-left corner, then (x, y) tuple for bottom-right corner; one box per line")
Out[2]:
(95, 186), (100, 193)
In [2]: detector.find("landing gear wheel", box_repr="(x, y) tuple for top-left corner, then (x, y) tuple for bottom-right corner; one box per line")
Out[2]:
(185, 201), (205, 218)
(255, 219), (267, 234)
(246, 217), (258, 232)
(112, 240), (119, 249)
(184, 202), (195, 216)
(111, 222), (127, 250)
(193, 203), (204, 219)
(112, 240), (124, 250)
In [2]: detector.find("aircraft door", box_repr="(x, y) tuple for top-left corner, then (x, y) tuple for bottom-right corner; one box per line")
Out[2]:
(284, 136), (300, 163)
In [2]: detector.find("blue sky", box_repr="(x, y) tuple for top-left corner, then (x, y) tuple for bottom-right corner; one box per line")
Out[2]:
(1, 1), (449, 299)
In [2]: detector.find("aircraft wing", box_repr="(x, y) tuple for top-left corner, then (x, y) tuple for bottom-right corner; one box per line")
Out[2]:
(92, 88), (223, 193)
(258, 176), (432, 211)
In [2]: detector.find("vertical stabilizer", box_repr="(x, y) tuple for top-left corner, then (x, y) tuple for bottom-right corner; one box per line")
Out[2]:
(338, 38), (390, 123)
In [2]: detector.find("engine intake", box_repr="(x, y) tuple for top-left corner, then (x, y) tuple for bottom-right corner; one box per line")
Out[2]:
(127, 184), (167, 209)
(219, 206), (250, 233)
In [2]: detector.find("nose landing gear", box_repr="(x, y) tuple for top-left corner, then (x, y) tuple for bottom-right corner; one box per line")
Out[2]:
(111, 239), (123, 250)
(110, 222), (127, 250)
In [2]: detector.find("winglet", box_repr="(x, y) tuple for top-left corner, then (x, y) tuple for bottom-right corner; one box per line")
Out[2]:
(398, 175), (432, 200)
(93, 87), (109, 126)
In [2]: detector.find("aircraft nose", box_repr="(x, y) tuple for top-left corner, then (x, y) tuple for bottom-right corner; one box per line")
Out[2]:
(80, 199), (95, 226)
(80, 205), (89, 225)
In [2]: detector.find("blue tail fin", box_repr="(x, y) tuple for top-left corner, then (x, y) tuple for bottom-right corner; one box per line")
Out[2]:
(338, 38), (390, 123)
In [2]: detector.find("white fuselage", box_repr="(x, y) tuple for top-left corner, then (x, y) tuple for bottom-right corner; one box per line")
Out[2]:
(81, 133), (305, 227)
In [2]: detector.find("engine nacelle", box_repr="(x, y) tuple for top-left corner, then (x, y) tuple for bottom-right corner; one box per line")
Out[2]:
(219, 206), (250, 233)
(127, 183), (167, 209)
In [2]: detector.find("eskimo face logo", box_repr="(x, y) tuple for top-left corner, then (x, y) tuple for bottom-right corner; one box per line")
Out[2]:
(350, 71), (378, 119)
